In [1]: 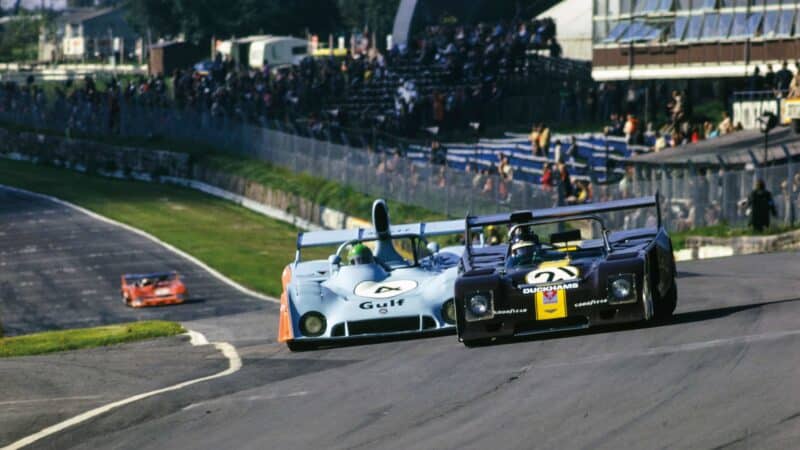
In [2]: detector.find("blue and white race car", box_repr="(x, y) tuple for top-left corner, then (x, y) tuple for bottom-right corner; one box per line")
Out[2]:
(278, 200), (464, 351)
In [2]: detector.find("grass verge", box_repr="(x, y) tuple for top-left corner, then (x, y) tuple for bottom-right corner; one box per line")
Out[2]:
(0, 158), (310, 296)
(0, 121), (443, 224)
(0, 321), (184, 358)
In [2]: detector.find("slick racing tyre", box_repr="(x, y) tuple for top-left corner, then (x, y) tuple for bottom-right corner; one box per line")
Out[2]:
(654, 281), (677, 321)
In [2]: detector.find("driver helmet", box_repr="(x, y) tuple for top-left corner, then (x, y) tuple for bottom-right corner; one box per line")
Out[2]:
(348, 243), (375, 265)
(510, 225), (539, 245)
(510, 226), (539, 262)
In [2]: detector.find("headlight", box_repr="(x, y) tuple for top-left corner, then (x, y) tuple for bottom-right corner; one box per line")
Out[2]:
(608, 275), (636, 304)
(611, 278), (632, 299)
(299, 312), (326, 337)
(442, 299), (456, 324)
(469, 294), (490, 316)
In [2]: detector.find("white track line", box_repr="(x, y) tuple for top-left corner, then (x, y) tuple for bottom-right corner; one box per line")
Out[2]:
(1, 330), (241, 450)
(0, 184), (278, 303)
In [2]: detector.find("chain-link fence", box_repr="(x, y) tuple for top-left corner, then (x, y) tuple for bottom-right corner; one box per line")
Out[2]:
(2, 99), (799, 232)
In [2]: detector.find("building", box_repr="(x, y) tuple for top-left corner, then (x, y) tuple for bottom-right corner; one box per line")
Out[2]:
(592, 0), (800, 81)
(537, 0), (593, 60)
(38, 6), (140, 63)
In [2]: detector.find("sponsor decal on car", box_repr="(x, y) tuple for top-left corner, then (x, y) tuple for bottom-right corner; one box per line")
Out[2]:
(359, 298), (405, 311)
(155, 288), (171, 296)
(535, 288), (567, 320)
(495, 308), (528, 315)
(524, 265), (580, 285)
(354, 280), (418, 299)
(521, 282), (579, 294)
(574, 299), (608, 308)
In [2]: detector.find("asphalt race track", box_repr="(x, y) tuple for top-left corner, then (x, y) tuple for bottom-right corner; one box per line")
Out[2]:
(0, 187), (270, 341)
(3, 186), (800, 450)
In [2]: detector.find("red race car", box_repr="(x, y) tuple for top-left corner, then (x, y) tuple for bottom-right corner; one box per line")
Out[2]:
(120, 272), (187, 307)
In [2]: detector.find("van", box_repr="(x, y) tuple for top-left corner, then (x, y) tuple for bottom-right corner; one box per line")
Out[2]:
(248, 36), (309, 69)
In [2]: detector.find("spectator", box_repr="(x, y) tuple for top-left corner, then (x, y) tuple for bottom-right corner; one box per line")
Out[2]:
(618, 165), (634, 198)
(541, 163), (554, 190)
(703, 121), (715, 139)
(538, 124), (551, 157)
(623, 114), (638, 145)
(748, 179), (777, 232)
(556, 162), (573, 198)
(498, 153), (513, 181)
(789, 71), (800, 98)
(565, 136), (578, 162)
(718, 112), (733, 135)
(765, 64), (776, 93)
(552, 139), (563, 163)
(430, 140), (447, 165)
(776, 61), (793, 94)
(529, 123), (541, 156)
(654, 133), (667, 152)
(669, 90), (683, 126)
(748, 66), (763, 92)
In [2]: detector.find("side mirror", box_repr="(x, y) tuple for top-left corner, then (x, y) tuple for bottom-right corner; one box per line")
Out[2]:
(328, 255), (341, 273)
(427, 242), (440, 255)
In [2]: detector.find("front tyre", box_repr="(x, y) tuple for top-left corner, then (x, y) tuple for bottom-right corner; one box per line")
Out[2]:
(654, 281), (677, 321)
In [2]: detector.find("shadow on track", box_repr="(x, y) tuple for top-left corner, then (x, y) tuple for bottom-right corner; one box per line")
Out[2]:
(465, 296), (800, 348)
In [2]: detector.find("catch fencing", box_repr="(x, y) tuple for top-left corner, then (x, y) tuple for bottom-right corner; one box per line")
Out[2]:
(1, 101), (798, 232)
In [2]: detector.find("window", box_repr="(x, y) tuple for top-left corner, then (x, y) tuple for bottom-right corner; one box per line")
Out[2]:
(702, 13), (720, 38)
(721, 0), (749, 6)
(731, 12), (748, 37)
(676, 0), (691, 9)
(776, 10), (794, 37)
(620, 21), (645, 41)
(657, 0), (673, 12)
(671, 16), (689, 40)
(619, 21), (661, 42)
(763, 11), (779, 38)
(603, 22), (630, 42)
(717, 13), (734, 38)
(795, 8), (800, 36)
(292, 46), (307, 55)
(747, 12), (763, 36)
(644, 25), (663, 40)
(685, 15), (705, 40)
(640, 0), (660, 13)
(697, 0), (717, 9)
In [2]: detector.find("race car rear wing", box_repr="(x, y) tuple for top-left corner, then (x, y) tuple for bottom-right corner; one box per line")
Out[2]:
(466, 194), (660, 229)
(297, 219), (465, 249)
(464, 194), (661, 256)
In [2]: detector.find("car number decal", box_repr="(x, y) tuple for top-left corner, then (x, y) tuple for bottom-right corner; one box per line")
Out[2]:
(354, 280), (418, 299)
(155, 288), (171, 296)
(525, 265), (580, 285)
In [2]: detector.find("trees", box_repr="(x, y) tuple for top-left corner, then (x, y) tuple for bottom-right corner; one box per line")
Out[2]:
(337, 0), (400, 37)
(126, 0), (340, 43)
(0, 12), (43, 62)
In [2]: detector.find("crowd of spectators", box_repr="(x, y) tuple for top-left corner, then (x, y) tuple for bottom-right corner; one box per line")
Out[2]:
(1, 14), (573, 145)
